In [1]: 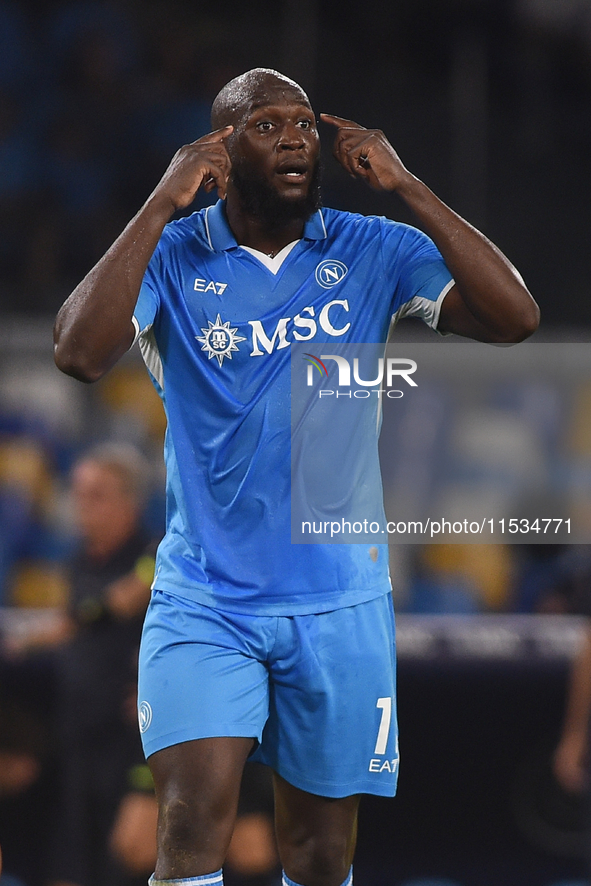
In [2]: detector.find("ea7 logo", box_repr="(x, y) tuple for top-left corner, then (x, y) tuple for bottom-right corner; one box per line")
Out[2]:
(194, 278), (228, 295)
(315, 260), (348, 289)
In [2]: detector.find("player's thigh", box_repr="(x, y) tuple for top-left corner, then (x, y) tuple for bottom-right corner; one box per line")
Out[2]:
(149, 736), (255, 824)
(258, 593), (398, 798)
(148, 736), (256, 878)
(137, 590), (270, 760)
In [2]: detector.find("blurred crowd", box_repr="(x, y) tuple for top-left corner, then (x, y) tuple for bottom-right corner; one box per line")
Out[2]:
(0, 0), (244, 315)
(2, 0), (591, 327)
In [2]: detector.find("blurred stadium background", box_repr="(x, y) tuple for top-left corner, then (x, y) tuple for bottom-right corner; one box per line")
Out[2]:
(2, 0), (591, 885)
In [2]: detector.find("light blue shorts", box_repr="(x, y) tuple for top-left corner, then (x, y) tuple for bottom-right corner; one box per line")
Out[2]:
(137, 590), (398, 798)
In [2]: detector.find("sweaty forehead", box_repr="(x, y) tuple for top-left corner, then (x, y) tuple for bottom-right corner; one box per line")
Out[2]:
(246, 82), (311, 115)
(211, 71), (312, 129)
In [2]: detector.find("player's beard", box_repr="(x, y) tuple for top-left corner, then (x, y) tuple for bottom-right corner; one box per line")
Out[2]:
(230, 158), (322, 227)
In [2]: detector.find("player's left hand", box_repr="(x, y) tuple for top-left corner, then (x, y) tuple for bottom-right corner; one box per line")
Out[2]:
(320, 114), (409, 192)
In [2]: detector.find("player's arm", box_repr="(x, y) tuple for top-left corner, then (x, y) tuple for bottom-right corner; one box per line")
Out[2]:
(104, 547), (156, 620)
(320, 114), (540, 342)
(554, 626), (591, 793)
(53, 127), (233, 383)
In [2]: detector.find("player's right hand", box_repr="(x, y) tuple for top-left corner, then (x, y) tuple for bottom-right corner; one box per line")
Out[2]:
(152, 125), (233, 212)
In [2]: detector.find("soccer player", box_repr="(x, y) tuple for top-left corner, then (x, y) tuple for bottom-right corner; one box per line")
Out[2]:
(53, 68), (539, 886)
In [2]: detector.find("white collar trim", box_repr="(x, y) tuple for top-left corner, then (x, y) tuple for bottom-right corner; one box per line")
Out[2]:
(241, 240), (299, 274)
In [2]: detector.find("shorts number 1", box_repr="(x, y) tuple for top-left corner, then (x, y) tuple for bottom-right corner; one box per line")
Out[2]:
(374, 697), (392, 755)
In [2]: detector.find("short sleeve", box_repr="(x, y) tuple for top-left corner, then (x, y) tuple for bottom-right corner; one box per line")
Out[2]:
(382, 221), (454, 331)
(132, 248), (162, 343)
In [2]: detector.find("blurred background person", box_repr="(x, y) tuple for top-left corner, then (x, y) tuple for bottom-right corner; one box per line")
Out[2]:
(554, 623), (591, 876)
(4, 443), (157, 886)
(42, 442), (159, 886)
(0, 692), (49, 886)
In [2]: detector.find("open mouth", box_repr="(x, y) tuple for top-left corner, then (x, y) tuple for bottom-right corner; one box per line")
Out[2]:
(276, 163), (308, 182)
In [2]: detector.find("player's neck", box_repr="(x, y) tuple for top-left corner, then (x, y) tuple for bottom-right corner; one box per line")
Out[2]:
(225, 196), (305, 258)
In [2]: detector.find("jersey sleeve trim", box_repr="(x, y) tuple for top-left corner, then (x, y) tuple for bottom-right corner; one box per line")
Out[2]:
(138, 328), (164, 391)
(131, 315), (141, 347)
(391, 278), (455, 331)
(131, 312), (156, 347)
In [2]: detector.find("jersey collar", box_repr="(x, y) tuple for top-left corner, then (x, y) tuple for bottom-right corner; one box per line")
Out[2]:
(204, 200), (328, 252)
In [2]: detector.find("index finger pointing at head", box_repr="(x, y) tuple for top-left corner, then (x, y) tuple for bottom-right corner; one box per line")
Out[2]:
(193, 125), (233, 145)
(320, 113), (366, 131)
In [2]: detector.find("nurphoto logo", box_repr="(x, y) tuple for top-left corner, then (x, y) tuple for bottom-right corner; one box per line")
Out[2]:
(304, 353), (418, 398)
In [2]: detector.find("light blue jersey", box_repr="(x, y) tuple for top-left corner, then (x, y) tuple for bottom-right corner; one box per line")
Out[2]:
(133, 200), (453, 615)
